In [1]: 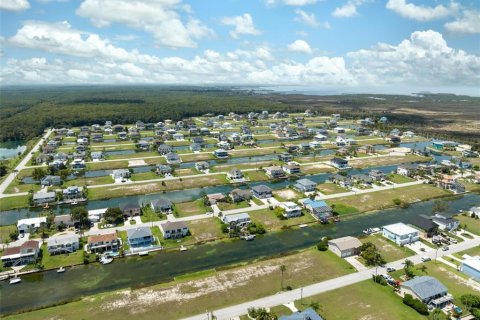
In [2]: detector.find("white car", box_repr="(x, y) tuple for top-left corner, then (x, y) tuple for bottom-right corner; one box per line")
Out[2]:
(421, 256), (431, 262)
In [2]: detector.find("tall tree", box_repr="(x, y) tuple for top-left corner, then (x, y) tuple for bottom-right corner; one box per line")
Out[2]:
(280, 265), (286, 290)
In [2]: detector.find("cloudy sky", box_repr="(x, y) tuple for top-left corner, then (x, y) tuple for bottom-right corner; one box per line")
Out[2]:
(1, 0), (479, 95)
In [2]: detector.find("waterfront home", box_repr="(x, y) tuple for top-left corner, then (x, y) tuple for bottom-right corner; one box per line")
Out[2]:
(17, 217), (47, 234)
(438, 175), (465, 193)
(230, 189), (252, 202)
(382, 223), (419, 245)
(118, 131), (128, 140)
(206, 193), (226, 205)
(127, 227), (154, 248)
(1, 240), (40, 267)
(47, 234), (80, 255)
(156, 164), (173, 175)
(379, 116), (387, 123)
(173, 133), (184, 140)
(192, 136), (205, 145)
(460, 255), (480, 281)
(369, 169), (385, 181)
(190, 143), (202, 152)
(265, 166), (285, 179)
(227, 168), (244, 180)
(33, 191), (56, 205)
(217, 141), (231, 150)
(120, 202), (141, 217)
(309, 141), (322, 149)
(359, 144), (375, 155)
(53, 214), (75, 228)
(283, 164), (300, 175)
(328, 236), (362, 258)
(195, 161), (210, 171)
(222, 213), (251, 227)
(333, 127), (345, 133)
(279, 308), (324, 320)
(136, 140), (150, 151)
(151, 197), (173, 213)
(335, 136), (347, 147)
(166, 152), (182, 164)
(432, 212), (460, 231)
(63, 186), (83, 199)
(300, 199), (332, 221)
(314, 134), (328, 141)
(251, 185), (273, 199)
(386, 135), (401, 144)
(329, 174), (352, 188)
(278, 152), (293, 162)
(159, 221), (189, 239)
(87, 233), (120, 253)
(41, 175), (62, 187)
(330, 157), (349, 169)
(432, 140), (457, 151)
(294, 178), (317, 192)
(401, 276), (452, 308)
(71, 158), (86, 170)
(91, 151), (104, 161)
(157, 144), (173, 155)
(53, 152), (68, 163)
(91, 133), (103, 142)
(135, 121), (145, 130)
(112, 169), (131, 180)
(351, 174), (373, 185)
(396, 164), (417, 177)
(280, 202), (302, 218)
(213, 149), (229, 158)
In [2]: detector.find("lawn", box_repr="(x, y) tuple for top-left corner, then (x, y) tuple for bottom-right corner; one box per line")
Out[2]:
(273, 188), (303, 201)
(5, 180), (41, 194)
(386, 173), (415, 184)
(212, 161), (279, 172)
(358, 234), (415, 264)
(300, 164), (334, 175)
(217, 200), (250, 211)
(65, 175), (114, 187)
(348, 154), (430, 169)
(453, 246), (480, 259)
(326, 184), (451, 214)
(86, 160), (129, 171)
(291, 279), (424, 320)
(0, 225), (16, 243)
(456, 214), (480, 236)
(317, 183), (349, 195)
(130, 171), (158, 181)
(244, 170), (268, 182)
(6, 248), (354, 320)
(249, 209), (316, 231)
(229, 147), (283, 157)
(180, 153), (215, 162)
(0, 195), (30, 211)
(40, 244), (84, 270)
(174, 199), (209, 217)
(140, 207), (165, 223)
(186, 218), (225, 243)
(107, 151), (158, 160)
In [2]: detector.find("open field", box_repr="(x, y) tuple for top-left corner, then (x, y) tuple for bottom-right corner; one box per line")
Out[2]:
(5, 180), (40, 194)
(386, 173), (415, 184)
(244, 170), (269, 182)
(217, 200), (250, 211)
(327, 184), (451, 214)
(317, 183), (349, 195)
(273, 188), (303, 201)
(65, 175), (114, 187)
(348, 155), (429, 169)
(358, 234), (415, 264)
(175, 199), (209, 217)
(456, 214), (480, 236)
(86, 160), (129, 171)
(0, 195), (30, 211)
(0, 225), (16, 243)
(4, 248), (354, 320)
(249, 209), (316, 231)
(187, 218), (225, 243)
(300, 164), (334, 175)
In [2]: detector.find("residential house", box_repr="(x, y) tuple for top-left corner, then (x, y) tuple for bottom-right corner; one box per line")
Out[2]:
(401, 276), (452, 308)
(283, 164), (300, 175)
(1, 240), (40, 267)
(53, 214), (75, 228)
(432, 212), (460, 231)
(47, 235), (80, 255)
(386, 135), (401, 144)
(227, 169), (244, 180)
(159, 221), (189, 239)
(334, 127), (345, 133)
(301, 199), (332, 221)
(330, 157), (349, 169)
(251, 185), (273, 199)
(369, 169), (385, 181)
(156, 164), (172, 175)
(309, 141), (322, 149)
(91, 151), (104, 161)
(265, 166), (285, 179)
(120, 202), (141, 217)
(118, 131), (128, 140)
(71, 158), (85, 170)
(359, 144), (375, 154)
(17, 217), (47, 234)
(222, 213), (251, 227)
(127, 227), (154, 248)
(397, 164), (417, 177)
(280, 202), (302, 218)
(41, 175), (62, 187)
(328, 236), (362, 258)
(329, 174), (352, 188)
(278, 152), (293, 162)
(230, 189), (252, 202)
(314, 134), (328, 141)
(217, 141), (231, 150)
(87, 233), (120, 253)
(157, 144), (173, 155)
(112, 169), (131, 180)
(279, 307), (324, 320)
(135, 121), (145, 130)
(151, 197), (173, 213)
(195, 161), (210, 171)
(192, 136), (205, 145)
(190, 143), (202, 152)
(294, 178), (317, 193)
(460, 255), (480, 281)
(213, 149), (229, 158)
(206, 193), (225, 205)
(432, 140), (457, 151)
(63, 186), (83, 199)
(136, 140), (150, 151)
(351, 174), (373, 185)
(32, 191), (56, 205)
(382, 223), (419, 245)
(166, 152), (182, 164)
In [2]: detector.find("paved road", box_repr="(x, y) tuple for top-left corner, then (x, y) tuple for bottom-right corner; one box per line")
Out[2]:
(183, 237), (480, 320)
(0, 129), (52, 198)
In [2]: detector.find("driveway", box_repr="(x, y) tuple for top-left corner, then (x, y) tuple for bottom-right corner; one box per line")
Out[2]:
(345, 256), (369, 271)
(405, 241), (433, 254)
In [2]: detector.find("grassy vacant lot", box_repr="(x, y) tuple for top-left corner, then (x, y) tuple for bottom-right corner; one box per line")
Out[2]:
(300, 164), (334, 175)
(273, 188), (303, 201)
(456, 214), (480, 236)
(181, 152), (215, 162)
(5, 180), (41, 194)
(175, 199), (209, 217)
(249, 209), (316, 231)
(140, 207), (165, 223)
(358, 234), (415, 264)
(291, 280), (424, 320)
(65, 175), (114, 187)
(386, 173), (415, 184)
(130, 171), (158, 181)
(217, 200), (250, 211)
(0, 225), (16, 243)
(186, 218), (225, 243)
(7, 248), (354, 320)
(453, 246), (480, 259)
(244, 170), (268, 182)
(0, 195), (30, 211)
(317, 182), (348, 195)
(88, 174), (228, 200)
(86, 160), (129, 171)
(348, 154), (429, 169)
(229, 147), (283, 157)
(327, 184), (451, 214)
(293, 155), (331, 164)
(41, 245), (84, 270)
(212, 161), (279, 172)
(107, 151), (158, 160)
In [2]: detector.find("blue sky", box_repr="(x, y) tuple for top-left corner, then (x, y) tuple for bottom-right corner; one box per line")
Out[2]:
(1, 0), (479, 95)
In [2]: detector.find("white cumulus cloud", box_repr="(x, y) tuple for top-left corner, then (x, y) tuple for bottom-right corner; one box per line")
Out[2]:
(287, 39), (313, 54)
(0, 0), (30, 11)
(333, 0), (368, 18)
(386, 0), (458, 21)
(445, 10), (480, 34)
(265, 0), (318, 6)
(221, 13), (261, 39)
(76, 0), (214, 48)
(295, 9), (330, 29)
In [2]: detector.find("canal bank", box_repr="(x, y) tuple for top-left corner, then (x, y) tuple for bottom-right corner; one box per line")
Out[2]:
(1, 193), (478, 315)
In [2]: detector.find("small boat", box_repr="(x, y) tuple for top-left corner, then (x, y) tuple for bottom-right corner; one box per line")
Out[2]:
(299, 224), (308, 228)
(71, 201), (78, 205)
(244, 235), (256, 241)
(138, 251), (149, 256)
(100, 256), (113, 264)
(180, 245), (187, 251)
(57, 267), (66, 273)
(9, 277), (21, 285)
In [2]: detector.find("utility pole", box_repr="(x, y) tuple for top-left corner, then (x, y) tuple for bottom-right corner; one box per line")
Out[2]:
(300, 287), (303, 305)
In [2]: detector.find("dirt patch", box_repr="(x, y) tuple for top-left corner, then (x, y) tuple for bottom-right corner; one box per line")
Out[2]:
(128, 160), (147, 167)
(437, 266), (480, 292)
(109, 183), (158, 193)
(275, 189), (298, 200)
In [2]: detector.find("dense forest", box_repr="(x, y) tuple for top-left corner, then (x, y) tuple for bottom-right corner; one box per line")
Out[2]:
(1, 86), (479, 144)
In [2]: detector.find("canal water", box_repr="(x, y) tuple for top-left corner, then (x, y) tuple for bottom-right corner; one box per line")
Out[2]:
(1, 193), (478, 315)
(0, 141), (26, 160)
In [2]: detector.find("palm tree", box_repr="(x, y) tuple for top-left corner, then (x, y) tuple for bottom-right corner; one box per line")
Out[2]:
(280, 265), (286, 290)
(404, 259), (414, 269)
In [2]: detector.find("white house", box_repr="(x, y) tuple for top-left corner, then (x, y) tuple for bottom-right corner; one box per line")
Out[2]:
(279, 202), (302, 218)
(382, 223), (419, 245)
(17, 217), (47, 234)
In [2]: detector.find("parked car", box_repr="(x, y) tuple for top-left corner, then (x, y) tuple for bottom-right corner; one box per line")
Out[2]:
(421, 256), (431, 262)
(442, 246), (449, 251)
(386, 267), (396, 272)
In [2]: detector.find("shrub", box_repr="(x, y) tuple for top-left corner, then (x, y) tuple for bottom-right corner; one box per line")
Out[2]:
(392, 198), (402, 205)
(403, 294), (429, 315)
(372, 275), (387, 285)
(317, 238), (329, 251)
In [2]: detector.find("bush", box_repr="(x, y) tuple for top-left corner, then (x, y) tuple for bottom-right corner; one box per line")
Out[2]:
(221, 224), (229, 234)
(392, 198), (402, 205)
(403, 294), (429, 315)
(317, 240), (328, 251)
(372, 275), (387, 285)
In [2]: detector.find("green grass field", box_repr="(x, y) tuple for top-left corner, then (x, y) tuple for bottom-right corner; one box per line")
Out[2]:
(386, 173), (415, 184)
(216, 200), (250, 211)
(317, 183), (349, 195)
(0, 195), (30, 211)
(358, 234), (415, 264)
(175, 199), (209, 217)
(0, 225), (17, 243)
(244, 170), (269, 182)
(456, 214), (480, 236)
(40, 244), (84, 270)
(249, 209), (316, 231)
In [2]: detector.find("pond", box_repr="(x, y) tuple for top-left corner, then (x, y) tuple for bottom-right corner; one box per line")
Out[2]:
(1, 193), (478, 315)
(0, 141), (26, 160)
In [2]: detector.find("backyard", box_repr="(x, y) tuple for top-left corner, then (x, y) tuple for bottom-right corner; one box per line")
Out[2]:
(249, 209), (316, 231)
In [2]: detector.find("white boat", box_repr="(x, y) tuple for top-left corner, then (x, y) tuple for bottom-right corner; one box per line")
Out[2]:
(57, 267), (66, 273)
(244, 234), (256, 241)
(100, 256), (113, 264)
(138, 251), (149, 256)
(9, 277), (21, 285)
(71, 201), (78, 205)
(299, 224), (308, 228)
(180, 245), (187, 251)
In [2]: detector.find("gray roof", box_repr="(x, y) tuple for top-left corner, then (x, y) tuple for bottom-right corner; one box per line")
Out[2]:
(402, 276), (448, 301)
(33, 191), (56, 200)
(127, 227), (152, 239)
(295, 178), (317, 187)
(151, 197), (172, 207)
(251, 185), (272, 193)
(279, 308), (324, 320)
(223, 213), (251, 224)
(160, 221), (188, 232)
(47, 234), (80, 246)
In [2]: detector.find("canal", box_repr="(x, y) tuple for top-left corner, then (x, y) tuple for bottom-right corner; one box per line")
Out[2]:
(1, 193), (478, 314)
